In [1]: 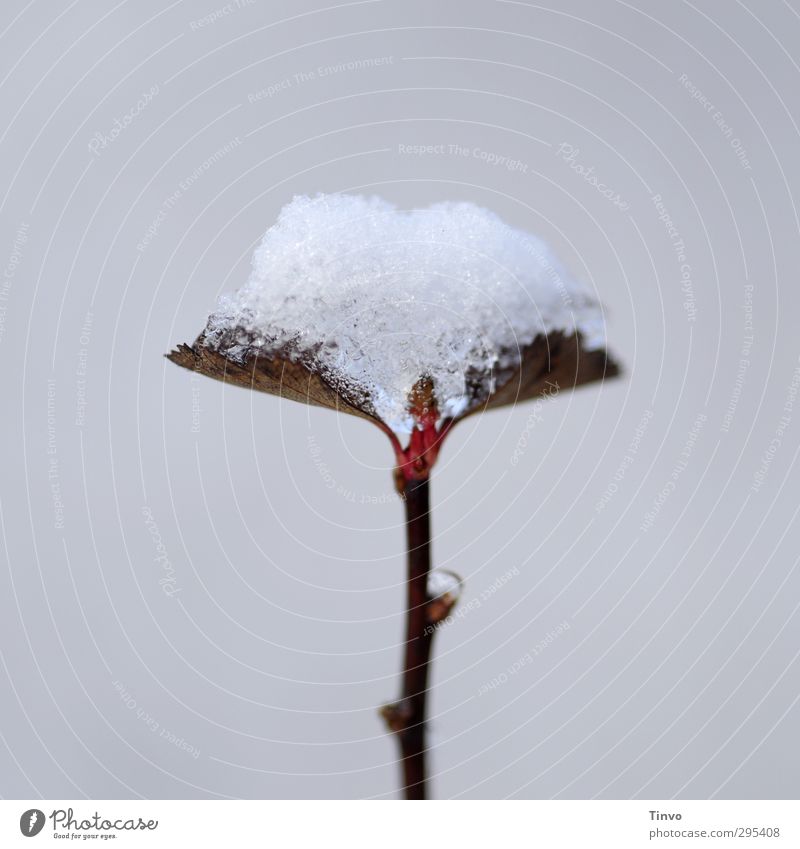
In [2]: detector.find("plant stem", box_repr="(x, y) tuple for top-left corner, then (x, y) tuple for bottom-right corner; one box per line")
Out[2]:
(379, 381), (453, 799)
(382, 476), (434, 800)
(401, 476), (433, 799)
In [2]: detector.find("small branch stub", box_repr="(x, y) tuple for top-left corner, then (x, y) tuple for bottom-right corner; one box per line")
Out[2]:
(426, 570), (463, 626)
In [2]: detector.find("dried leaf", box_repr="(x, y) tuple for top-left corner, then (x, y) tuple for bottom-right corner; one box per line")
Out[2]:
(166, 327), (619, 430)
(467, 328), (621, 417)
(166, 335), (379, 424)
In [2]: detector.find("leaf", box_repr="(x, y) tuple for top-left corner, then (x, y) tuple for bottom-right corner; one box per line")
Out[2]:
(469, 328), (621, 416)
(166, 335), (379, 424)
(166, 327), (620, 431)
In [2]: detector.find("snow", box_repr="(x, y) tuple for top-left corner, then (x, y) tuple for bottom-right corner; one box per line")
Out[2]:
(427, 569), (462, 602)
(203, 193), (608, 433)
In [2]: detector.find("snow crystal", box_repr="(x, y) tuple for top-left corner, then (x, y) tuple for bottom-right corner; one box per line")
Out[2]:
(203, 193), (608, 433)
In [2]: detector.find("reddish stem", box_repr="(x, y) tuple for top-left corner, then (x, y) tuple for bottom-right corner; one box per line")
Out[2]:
(383, 476), (432, 799)
(379, 412), (453, 493)
(380, 384), (453, 800)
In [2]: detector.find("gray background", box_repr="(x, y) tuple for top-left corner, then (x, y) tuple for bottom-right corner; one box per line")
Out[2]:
(1, 0), (799, 800)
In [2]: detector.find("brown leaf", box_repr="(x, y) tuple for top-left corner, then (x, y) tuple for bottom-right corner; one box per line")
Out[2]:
(462, 328), (621, 419)
(166, 328), (620, 430)
(165, 335), (379, 424)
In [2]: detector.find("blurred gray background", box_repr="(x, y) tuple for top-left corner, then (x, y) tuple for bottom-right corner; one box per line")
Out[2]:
(1, 0), (799, 800)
